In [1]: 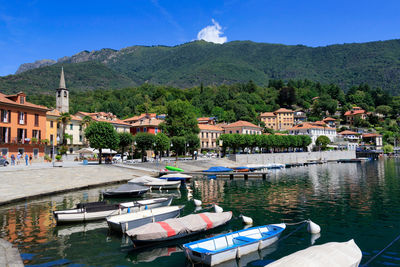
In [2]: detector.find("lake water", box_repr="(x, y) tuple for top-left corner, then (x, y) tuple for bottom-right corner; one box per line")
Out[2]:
(1, 159), (400, 266)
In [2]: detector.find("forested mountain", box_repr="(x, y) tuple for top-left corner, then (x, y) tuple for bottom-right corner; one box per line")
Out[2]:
(2, 39), (400, 94)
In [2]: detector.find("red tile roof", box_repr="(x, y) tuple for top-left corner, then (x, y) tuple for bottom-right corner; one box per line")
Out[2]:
(223, 120), (262, 129)
(344, 109), (366, 116)
(323, 117), (336, 121)
(362, 133), (382, 138)
(198, 124), (223, 131)
(339, 130), (359, 135)
(131, 118), (163, 127)
(274, 108), (294, 113)
(289, 122), (335, 130)
(0, 92), (49, 111)
(260, 112), (275, 117)
(124, 113), (157, 123)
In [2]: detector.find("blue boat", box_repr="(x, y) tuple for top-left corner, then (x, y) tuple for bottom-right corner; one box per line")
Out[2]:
(203, 166), (234, 172)
(183, 223), (286, 266)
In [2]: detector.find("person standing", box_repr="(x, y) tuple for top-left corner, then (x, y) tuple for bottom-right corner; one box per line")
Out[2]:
(25, 153), (29, 166)
(16, 153), (21, 165)
(10, 154), (15, 166)
(29, 154), (33, 165)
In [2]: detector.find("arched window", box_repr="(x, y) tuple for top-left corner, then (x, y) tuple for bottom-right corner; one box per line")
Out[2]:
(64, 91), (67, 97)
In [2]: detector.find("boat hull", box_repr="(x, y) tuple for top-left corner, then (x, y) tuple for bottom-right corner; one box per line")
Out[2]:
(103, 189), (148, 198)
(145, 182), (181, 190)
(108, 207), (183, 234)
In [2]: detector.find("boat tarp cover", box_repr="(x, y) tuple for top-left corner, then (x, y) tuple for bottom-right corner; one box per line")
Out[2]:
(126, 212), (232, 241)
(267, 239), (362, 267)
(107, 183), (148, 193)
(128, 176), (166, 184)
(160, 173), (192, 178)
(203, 166), (233, 172)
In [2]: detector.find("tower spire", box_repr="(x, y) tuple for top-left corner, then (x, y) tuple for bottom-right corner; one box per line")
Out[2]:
(59, 67), (66, 89)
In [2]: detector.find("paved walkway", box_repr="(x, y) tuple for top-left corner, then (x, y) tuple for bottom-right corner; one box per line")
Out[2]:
(0, 239), (23, 267)
(0, 164), (150, 205)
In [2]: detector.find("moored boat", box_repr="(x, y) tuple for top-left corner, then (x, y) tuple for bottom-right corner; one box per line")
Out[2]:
(165, 166), (184, 172)
(128, 176), (181, 190)
(183, 223), (286, 266)
(266, 239), (362, 267)
(126, 211), (233, 246)
(103, 183), (149, 198)
(159, 173), (192, 182)
(53, 197), (172, 224)
(107, 205), (184, 233)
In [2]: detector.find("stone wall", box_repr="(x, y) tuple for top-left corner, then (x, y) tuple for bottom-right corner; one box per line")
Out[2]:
(229, 150), (356, 165)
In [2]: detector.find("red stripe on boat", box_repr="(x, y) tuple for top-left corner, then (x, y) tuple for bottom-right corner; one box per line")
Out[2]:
(157, 221), (176, 237)
(199, 213), (213, 229)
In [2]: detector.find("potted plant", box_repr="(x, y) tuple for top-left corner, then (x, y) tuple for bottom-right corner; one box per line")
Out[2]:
(44, 154), (52, 162)
(41, 139), (49, 145)
(31, 137), (38, 144)
(54, 154), (63, 167)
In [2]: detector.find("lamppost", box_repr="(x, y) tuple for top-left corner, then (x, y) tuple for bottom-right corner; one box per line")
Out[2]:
(52, 136), (60, 167)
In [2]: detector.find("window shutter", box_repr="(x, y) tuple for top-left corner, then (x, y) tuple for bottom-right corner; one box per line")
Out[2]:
(8, 110), (11, 123)
(24, 112), (27, 125)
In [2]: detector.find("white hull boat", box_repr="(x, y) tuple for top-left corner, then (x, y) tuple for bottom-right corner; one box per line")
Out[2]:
(266, 239), (362, 267)
(53, 197), (173, 224)
(107, 205), (184, 233)
(183, 223), (286, 266)
(128, 176), (181, 190)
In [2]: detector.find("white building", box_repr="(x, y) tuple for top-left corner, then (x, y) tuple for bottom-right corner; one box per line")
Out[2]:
(289, 122), (337, 149)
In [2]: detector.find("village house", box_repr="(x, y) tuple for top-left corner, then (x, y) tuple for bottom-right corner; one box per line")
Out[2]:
(198, 124), (224, 151)
(360, 133), (383, 150)
(0, 91), (49, 160)
(259, 108), (294, 130)
(45, 109), (60, 155)
(123, 113), (157, 124)
(322, 117), (337, 128)
(345, 107), (368, 125)
(288, 121), (337, 149)
(222, 120), (262, 135)
(338, 130), (360, 150)
(294, 109), (307, 125)
(75, 111), (131, 133)
(197, 117), (217, 125)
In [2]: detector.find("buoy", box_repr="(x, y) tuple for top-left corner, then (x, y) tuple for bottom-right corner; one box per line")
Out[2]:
(194, 206), (202, 212)
(214, 204), (223, 213)
(307, 220), (321, 234)
(240, 214), (253, 225)
(193, 199), (202, 206)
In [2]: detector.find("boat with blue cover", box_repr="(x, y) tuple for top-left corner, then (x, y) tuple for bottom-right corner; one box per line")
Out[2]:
(159, 173), (192, 182)
(183, 223), (286, 266)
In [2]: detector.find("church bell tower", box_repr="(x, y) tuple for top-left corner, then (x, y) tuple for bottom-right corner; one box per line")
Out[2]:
(56, 67), (69, 113)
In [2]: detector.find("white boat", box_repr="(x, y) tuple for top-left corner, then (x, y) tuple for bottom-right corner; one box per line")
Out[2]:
(183, 223), (286, 266)
(159, 173), (192, 182)
(128, 176), (181, 190)
(266, 239), (362, 267)
(107, 205), (184, 233)
(53, 197), (173, 224)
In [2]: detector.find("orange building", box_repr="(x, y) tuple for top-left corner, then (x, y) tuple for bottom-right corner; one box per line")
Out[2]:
(0, 92), (49, 160)
(260, 108), (294, 130)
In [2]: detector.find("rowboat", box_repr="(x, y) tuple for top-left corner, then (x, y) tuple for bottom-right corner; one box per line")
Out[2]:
(126, 211), (233, 246)
(159, 173), (192, 182)
(103, 183), (149, 198)
(107, 205), (184, 233)
(53, 197), (172, 224)
(267, 239), (362, 267)
(165, 166), (184, 172)
(128, 176), (181, 190)
(183, 223), (286, 266)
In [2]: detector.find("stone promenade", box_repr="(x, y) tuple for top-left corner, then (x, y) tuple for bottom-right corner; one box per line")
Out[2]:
(0, 238), (23, 267)
(0, 163), (150, 205)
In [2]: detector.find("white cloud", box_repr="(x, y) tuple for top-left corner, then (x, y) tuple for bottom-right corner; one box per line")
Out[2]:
(197, 19), (227, 44)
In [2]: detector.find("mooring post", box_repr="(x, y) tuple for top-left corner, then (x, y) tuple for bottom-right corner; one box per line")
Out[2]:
(262, 173), (266, 180)
(230, 174), (234, 180)
(244, 174), (248, 180)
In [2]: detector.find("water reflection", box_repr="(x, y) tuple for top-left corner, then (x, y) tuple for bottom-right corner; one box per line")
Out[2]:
(0, 160), (399, 266)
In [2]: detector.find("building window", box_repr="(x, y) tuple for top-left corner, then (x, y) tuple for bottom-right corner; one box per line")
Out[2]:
(33, 148), (39, 158)
(58, 91), (61, 97)
(64, 91), (68, 97)
(1, 110), (8, 123)
(70, 124), (73, 130)
(206, 132), (209, 138)
(137, 128), (140, 132)
(50, 134), (54, 144)
(229, 131), (232, 134)
(236, 130), (239, 134)
(18, 148), (24, 155)
(20, 96), (24, 104)
(34, 114), (39, 126)
(18, 112), (25, 125)
(155, 127), (158, 133)
(143, 127), (147, 132)
(50, 121), (54, 128)
(79, 125), (82, 131)
(79, 135), (83, 142)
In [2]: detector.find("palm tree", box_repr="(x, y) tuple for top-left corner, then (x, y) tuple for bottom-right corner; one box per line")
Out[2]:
(81, 115), (93, 146)
(58, 112), (72, 146)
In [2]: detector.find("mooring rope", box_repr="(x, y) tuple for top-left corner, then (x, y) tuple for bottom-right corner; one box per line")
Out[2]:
(278, 221), (308, 242)
(284, 220), (308, 226)
(361, 232), (400, 266)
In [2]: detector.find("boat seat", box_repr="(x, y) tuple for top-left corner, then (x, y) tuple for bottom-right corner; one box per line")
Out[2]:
(193, 247), (212, 253)
(233, 236), (258, 243)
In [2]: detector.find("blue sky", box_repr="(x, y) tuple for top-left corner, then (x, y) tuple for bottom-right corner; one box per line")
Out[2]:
(1, 0), (400, 76)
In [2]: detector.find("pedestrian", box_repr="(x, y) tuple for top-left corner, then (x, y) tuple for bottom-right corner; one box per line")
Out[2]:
(10, 154), (15, 166)
(29, 154), (33, 165)
(25, 153), (29, 166)
(16, 153), (21, 165)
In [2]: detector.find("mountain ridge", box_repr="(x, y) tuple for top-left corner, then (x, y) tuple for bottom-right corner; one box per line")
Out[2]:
(3, 39), (400, 95)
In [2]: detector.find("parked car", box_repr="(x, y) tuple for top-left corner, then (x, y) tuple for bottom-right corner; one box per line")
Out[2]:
(0, 158), (9, 167)
(112, 153), (128, 163)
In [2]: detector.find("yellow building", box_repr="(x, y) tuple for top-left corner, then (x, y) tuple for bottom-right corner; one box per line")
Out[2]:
(46, 109), (59, 147)
(260, 108), (294, 131)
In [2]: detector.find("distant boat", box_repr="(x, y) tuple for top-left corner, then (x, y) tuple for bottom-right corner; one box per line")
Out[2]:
(107, 205), (184, 234)
(53, 197), (172, 224)
(159, 173), (192, 182)
(203, 166), (234, 172)
(183, 223), (286, 266)
(266, 239), (362, 267)
(103, 184), (149, 198)
(165, 166), (184, 172)
(128, 176), (181, 190)
(126, 211), (233, 246)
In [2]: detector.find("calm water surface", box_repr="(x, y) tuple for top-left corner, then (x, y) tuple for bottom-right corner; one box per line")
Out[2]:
(1, 160), (400, 266)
